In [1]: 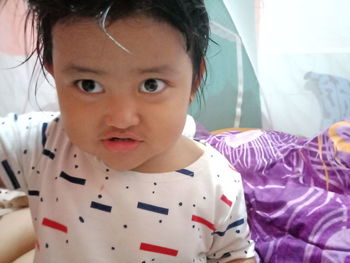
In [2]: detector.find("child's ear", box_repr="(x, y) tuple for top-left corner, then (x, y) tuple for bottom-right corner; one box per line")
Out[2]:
(189, 92), (195, 104)
(44, 63), (54, 76)
(190, 59), (206, 103)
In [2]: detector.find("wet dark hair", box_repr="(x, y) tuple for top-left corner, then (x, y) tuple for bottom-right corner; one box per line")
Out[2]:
(26, 0), (210, 90)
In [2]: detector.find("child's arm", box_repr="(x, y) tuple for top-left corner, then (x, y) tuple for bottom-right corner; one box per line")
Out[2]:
(13, 248), (35, 263)
(0, 208), (35, 263)
(206, 154), (255, 262)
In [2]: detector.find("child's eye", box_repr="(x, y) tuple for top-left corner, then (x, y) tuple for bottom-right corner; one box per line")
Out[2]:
(139, 79), (166, 93)
(75, 79), (104, 94)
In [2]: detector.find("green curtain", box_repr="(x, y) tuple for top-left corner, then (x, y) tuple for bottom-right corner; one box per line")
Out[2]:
(189, 0), (261, 131)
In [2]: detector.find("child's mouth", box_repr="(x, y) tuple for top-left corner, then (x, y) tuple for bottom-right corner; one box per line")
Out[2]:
(103, 137), (140, 152)
(109, 137), (133, 141)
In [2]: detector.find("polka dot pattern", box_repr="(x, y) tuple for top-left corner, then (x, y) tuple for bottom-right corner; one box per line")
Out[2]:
(0, 112), (254, 261)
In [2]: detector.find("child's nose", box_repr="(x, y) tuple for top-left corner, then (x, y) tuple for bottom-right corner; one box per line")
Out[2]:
(103, 95), (140, 129)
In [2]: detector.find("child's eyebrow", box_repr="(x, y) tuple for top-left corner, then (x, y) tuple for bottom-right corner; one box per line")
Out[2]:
(61, 64), (179, 76)
(135, 65), (179, 75)
(62, 64), (105, 75)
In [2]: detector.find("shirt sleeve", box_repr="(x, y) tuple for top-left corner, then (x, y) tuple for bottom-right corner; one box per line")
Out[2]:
(0, 112), (57, 191)
(207, 164), (255, 262)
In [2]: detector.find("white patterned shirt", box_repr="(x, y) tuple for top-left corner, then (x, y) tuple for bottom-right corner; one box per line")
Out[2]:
(0, 112), (255, 262)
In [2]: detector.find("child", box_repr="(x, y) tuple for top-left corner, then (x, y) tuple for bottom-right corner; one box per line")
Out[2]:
(0, 0), (255, 262)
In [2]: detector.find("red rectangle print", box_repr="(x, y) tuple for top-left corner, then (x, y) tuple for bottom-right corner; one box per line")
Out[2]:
(42, 218), (68, 233)
(140, 242), (178, 257)
(221, 194), (233, 207)
(191, 215), (216, 231)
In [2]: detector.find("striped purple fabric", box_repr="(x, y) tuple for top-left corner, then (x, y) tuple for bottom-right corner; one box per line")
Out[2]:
(204, 124), (350, 263)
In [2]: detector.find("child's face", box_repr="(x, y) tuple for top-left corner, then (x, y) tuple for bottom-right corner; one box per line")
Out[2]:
(48, 15), (196, 172)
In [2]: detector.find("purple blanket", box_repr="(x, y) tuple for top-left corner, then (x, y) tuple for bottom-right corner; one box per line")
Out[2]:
(203, 123), (350, 262)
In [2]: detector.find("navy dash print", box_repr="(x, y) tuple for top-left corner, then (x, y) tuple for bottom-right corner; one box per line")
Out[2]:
(14, 114), (18, 121)
(60, 171), (86, 185)
(137, 202), (169, 215)
(90, 201), (112, 213)
(212, 218), (245, 237)
(1, 160), (20, 189)
(28, 190), (40, 196)
(42, 149), (55, 160)
(41, 123), (48, 147)
(220, 252), (232, 259)
(176, 169), (194, 177)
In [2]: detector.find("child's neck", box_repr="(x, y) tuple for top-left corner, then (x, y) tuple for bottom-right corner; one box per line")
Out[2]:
(133, 136), (204, 174)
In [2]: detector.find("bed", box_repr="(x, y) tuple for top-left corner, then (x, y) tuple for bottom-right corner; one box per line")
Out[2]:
(197, 121), (350, 262)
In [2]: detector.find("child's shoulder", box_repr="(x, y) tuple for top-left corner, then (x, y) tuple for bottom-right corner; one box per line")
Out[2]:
(19, 111), (60, 123)
(194, 140), (234, 165)
(0, 111), (63, 155)
(191, 139), (241, 179)
(1, 111), (60, 126)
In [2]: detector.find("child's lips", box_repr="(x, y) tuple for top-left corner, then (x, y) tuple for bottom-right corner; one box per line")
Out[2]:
(102, 138), (141, 153)
(101, 133), (142, 153)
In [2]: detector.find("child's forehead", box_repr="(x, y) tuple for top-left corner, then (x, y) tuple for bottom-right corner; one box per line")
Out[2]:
(53, 15), (186, 50)
(51, 16), (192, 75)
